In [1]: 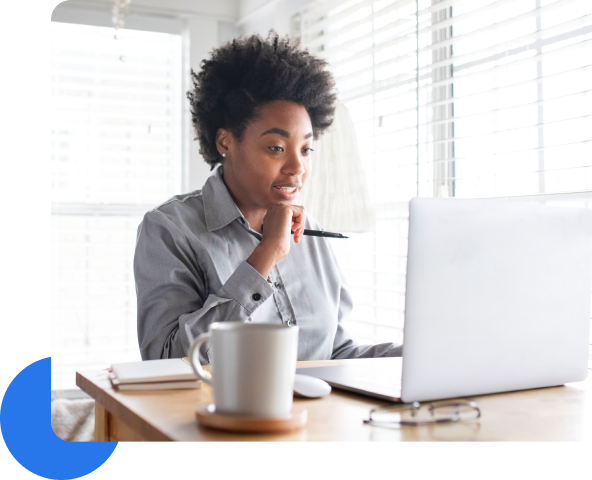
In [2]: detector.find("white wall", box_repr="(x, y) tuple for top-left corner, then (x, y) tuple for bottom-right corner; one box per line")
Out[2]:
(52, 0), (239, 192)
(186, 17), (221, 190)
(237, 0), (313, 37)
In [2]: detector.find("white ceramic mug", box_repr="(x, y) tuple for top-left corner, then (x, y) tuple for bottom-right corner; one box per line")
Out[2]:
(189, 322), (299, 418)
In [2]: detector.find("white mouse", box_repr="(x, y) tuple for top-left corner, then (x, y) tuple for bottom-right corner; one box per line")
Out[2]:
(293, 374), (332, 398)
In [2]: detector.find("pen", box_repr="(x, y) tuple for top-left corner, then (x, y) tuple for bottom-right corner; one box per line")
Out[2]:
(261, 225), (349, 239)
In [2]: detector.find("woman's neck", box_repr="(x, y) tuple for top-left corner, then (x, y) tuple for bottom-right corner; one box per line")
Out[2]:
(221, 167), (265, 233)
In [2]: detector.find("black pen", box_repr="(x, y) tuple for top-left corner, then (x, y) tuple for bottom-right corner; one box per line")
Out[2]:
(299, 229), (349, 239)
(261, 225), (349, 239)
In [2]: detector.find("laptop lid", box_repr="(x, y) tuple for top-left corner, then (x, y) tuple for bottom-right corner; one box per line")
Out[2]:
(401, 197), (592, 403)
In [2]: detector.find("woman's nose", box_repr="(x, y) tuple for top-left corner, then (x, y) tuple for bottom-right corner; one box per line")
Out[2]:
(282, 150), (306, 176)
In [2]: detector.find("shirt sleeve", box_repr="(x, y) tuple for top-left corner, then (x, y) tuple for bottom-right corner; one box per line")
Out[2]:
(330, 249), (403, 359)
(134, 210), (274, 362)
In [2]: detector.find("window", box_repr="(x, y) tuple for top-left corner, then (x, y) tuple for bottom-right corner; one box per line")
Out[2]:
(299, 0), (592, 364)
(51, 22), (183, 389)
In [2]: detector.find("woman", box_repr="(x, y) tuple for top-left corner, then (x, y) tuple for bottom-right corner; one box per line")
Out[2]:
(134, 32), (402, 362)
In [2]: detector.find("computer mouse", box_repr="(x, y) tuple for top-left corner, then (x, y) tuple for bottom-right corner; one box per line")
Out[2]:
(293, 374), (332, 398)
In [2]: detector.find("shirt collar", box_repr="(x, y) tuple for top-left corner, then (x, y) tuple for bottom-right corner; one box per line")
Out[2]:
(202, 165), (245, 232)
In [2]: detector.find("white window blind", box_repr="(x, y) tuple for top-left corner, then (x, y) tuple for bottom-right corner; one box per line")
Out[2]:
(51, 22), (183, 389)
(299, 0), (592, 365)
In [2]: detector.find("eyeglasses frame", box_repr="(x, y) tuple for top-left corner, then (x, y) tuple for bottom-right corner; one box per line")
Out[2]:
(364, 400), (482, 427)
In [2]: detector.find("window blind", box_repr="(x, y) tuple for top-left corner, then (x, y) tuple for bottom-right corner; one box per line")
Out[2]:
(51, 22), (183, 389)
(299, 0), (592, 364)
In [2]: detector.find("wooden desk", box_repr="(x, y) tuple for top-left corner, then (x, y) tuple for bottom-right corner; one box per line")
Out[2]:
(76, 359), (592, 441)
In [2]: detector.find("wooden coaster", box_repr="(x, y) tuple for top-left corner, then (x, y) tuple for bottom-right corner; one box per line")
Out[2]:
(195, 404), (307, 433)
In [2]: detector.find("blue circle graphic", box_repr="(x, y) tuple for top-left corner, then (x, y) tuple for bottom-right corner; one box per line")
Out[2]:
(1, 357), (117, 479)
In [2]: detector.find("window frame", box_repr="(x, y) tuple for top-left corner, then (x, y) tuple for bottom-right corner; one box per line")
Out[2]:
(50, 17), (187, 389)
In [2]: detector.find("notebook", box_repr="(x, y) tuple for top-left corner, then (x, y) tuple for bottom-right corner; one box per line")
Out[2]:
(108, 357), (201, 391)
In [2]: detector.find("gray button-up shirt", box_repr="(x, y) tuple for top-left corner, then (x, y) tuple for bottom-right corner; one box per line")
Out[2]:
(134, 166), (402, 362)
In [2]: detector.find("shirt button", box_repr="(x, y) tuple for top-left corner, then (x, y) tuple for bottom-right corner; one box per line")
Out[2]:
(252, 293), (261, 301)
(274, 282), (281, 289)
(286, 320), (294, 327)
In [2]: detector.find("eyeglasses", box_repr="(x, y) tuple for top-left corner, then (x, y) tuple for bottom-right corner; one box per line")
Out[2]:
(364, 401), (481, 428)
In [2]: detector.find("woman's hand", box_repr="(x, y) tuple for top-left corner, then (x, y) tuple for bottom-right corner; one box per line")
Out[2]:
(261, 203), (306, 254)
(247, 204), (305, 278)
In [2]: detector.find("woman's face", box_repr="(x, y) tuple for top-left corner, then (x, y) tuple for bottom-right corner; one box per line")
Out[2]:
(217, 100), (313, 216)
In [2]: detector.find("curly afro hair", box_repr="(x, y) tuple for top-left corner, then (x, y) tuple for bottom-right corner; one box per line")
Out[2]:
(186, 31), (337, 170)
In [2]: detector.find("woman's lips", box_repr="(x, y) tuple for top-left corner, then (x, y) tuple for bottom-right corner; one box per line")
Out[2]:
(272, 185), (299, 200)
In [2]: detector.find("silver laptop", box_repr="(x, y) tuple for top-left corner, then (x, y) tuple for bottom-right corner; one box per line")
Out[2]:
(298, 197), (592, 403)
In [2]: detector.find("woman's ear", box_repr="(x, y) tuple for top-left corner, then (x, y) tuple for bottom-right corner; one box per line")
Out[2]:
(215, 128), (231, 158)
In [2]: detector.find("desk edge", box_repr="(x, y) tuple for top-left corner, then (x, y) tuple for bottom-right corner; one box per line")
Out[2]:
(76, 371), (172, 442)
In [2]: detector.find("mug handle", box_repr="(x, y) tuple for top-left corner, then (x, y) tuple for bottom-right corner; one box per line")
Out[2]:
(188, 333), (213, 386)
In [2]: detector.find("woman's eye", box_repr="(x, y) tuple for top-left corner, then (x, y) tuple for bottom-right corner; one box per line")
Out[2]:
(269, 146), (284, 153)
(303, 148), (314, 155)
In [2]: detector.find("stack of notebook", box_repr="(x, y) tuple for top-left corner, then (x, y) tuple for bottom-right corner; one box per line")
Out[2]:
(108, 358), (201, 391)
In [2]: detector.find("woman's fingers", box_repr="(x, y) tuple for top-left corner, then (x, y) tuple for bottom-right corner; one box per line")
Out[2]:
(262, 204), (305, 244)
(290, 205), (305, 243)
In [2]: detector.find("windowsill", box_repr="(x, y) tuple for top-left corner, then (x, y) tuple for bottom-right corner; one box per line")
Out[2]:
(51, 389), (92, 401)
